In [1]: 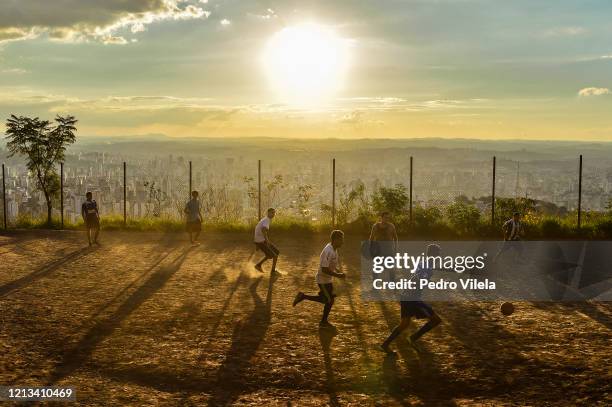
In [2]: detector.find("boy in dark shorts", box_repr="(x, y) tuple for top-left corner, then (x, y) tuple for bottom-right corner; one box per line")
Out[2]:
(381, 244), (442, 354)
(81, 192), (100, 246)
(254, 207), (280, 274)
(184, 191), (202, 246)
(292, 230), (346, 328)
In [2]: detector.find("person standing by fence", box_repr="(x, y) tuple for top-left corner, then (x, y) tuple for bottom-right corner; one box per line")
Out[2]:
(369, 211), (398, 257)
(185, 190), (203, 246)
(81, 192), (100, 246)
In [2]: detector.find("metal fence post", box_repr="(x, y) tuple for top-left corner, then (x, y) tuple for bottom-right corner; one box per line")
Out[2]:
(2, 164), (6, 230)
(258, 160), (262, 220)
(491, 156), (496, 225)
(409, 156), (413, 225)
(578, 154), (582, 228)
(332, 158), (336, 228)
(189, 161), (192, 199)
(60, 162), (64, 229)
(123, 161), (127, 226)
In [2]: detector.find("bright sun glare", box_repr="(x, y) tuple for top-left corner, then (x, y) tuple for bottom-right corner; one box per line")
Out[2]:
(262, 23), (350, 104)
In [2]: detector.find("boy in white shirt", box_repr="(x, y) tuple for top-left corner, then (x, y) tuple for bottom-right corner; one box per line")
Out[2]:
(293, 230), (346, 328)
(493, 212), (524, 263)
(254, 208), (280, 274)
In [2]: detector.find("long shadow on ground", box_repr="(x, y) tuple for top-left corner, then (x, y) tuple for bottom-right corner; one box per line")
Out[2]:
(208, 273), (275, 406)
(47, 246), (193, 384)
(319, 326), (340, 407)
(0, 246), (96, 298)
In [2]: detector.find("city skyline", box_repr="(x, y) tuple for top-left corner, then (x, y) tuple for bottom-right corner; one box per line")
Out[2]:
(1, 1), (612, 140)
(2, 137), (609, 225)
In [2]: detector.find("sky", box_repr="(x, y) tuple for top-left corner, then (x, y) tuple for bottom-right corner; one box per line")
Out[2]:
(1, 0), (612, 140)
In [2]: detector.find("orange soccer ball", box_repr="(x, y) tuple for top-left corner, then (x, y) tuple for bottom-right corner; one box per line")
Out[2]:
(501, 302), (515, 316)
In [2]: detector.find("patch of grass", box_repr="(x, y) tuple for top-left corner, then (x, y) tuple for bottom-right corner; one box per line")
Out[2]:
(7, 212), (612, 239)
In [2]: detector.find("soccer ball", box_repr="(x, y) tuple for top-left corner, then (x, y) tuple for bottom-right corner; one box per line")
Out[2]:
(501, 302), (515, 316)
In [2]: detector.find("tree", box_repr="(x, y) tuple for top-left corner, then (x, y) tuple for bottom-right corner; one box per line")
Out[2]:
(291, 184), (313, 218)
(5, 114), (77, 226)
(372, 184), (409, 217)
(143, 181), (168, 217)
(446, 201), (482, 235)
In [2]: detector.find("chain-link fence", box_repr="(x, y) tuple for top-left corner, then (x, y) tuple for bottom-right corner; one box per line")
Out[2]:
(1, 152), (610, 230)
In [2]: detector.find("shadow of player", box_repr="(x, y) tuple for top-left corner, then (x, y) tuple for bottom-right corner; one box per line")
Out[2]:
(208, 273), (275, 406)
(47, 246), (193, 384)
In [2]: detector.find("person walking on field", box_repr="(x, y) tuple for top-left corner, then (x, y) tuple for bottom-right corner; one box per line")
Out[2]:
(82, 192), (100, 246)
(254, 207), (280, 274)
(185, 190), (203, 246)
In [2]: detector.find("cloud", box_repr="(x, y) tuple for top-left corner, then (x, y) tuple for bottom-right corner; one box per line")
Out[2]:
(0, 67), (28, 74)
(220, 19), (231, 26)
(542, 26), (586, 37)
(578, 87), (610, 97)
(0, 27), (38, 43)
(249, 8), (277, 21)
(0, 1), (210, 44)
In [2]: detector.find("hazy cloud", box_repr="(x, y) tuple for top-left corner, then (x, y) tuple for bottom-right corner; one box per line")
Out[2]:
(0, 67), (28, 74)
(248, 8), (277, 21)
(578, 87), (610, 97)
(542, 26), (587, 37)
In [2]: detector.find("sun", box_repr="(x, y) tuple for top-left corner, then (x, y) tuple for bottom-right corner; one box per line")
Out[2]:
(262, 23), (350, 105)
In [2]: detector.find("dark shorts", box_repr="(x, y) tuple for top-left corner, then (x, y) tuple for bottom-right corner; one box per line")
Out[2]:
(186, 221), (202, 233)
(368, 241), (396, 259)
(498, 240), (523, 255)
(85, 215), (99, 229)
(255, 242), (280, 258)
(318, 283), (334, 303)
(400, 301), (434, 319)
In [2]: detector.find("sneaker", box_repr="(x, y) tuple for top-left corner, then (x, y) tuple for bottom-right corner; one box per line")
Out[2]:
(379, 344), (396, 355)
(293, 292), (304, 307)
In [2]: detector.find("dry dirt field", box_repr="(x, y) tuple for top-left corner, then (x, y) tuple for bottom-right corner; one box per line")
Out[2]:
(0, 230), (610, 406)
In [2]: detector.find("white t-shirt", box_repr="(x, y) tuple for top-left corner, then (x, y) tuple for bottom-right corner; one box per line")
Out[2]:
(316, 243), (339, 284)
(504, 219), (521, 240)
(254, 216), (271, 243)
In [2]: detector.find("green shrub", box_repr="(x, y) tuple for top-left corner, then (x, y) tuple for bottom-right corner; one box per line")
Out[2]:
(540, 218), (564, 238)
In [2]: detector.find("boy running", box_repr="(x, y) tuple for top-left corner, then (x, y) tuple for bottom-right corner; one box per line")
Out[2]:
(293, 230), (346, 328)
(81, 192), (100, 246)
(381, 244), (442, 354)
(184, 191), (203, 246)
(254, 208), (280, 274)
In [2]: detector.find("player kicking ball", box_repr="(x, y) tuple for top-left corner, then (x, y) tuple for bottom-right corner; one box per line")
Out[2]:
(293, 230), (346, 329)
(380, 244), (442, 354)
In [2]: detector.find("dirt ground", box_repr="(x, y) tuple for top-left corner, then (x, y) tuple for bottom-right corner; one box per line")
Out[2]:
(0, 230), (610, 406)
